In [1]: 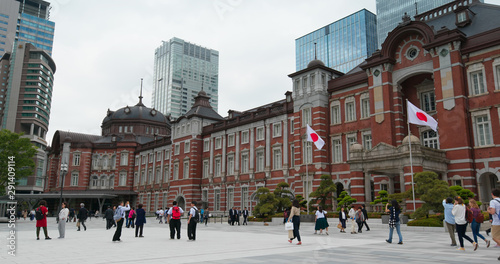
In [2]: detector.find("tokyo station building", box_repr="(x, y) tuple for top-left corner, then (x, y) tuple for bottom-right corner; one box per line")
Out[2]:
(45, 0), (500, 214)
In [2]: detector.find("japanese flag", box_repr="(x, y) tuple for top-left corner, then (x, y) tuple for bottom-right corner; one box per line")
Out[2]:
(306, 124), (325, 150)
(407, 100), (438, 132)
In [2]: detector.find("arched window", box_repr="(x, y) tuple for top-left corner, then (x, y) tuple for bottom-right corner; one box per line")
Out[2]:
(91, 176), (99, 188)
(109, 176), (115, 189)
(100, 176), (107, 189)
(102, 156), (109, 169)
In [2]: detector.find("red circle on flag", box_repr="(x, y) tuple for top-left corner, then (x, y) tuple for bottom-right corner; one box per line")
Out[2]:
(416, 112), (427, 122)
(310, 133), (319, 142)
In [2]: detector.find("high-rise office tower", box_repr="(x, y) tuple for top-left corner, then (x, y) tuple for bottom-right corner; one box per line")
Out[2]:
(0, 0), (55, 194)
(152, 37), (219, 119)
(295, 9), (378, 73)
(376, 0), (483, 47)
(0, 0), (55, 57)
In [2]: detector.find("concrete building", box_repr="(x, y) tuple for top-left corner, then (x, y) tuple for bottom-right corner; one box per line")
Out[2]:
(0, 43), (55, 194)
(295, 9), (378, 73)
(151, 37), (219, 119)
(43, 0), (500, 215)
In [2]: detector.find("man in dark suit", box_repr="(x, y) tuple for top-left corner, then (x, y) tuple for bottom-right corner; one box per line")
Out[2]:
(236, 208), (241, 226)
(104, 206), (114, 230)
(77, 203), (88, 231)
(242, 207), (249, 225)
(229, 207), (234, 225)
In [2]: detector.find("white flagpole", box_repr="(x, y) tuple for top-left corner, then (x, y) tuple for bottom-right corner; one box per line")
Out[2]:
(407, 100), (417, 212)
(306, 141), (309, 214)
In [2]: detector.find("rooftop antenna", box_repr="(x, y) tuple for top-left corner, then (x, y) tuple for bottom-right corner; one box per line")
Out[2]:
(314, 42), (317, 60)
(415, 1), (418, 16)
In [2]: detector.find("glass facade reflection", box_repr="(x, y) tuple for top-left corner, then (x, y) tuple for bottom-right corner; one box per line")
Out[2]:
(295, 9), (377, 73)
(376, 0), (483, 47)
(152, 37), (219, 119)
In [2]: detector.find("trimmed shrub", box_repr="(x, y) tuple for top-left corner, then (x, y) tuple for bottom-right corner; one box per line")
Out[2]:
(407, 217), (443, 227)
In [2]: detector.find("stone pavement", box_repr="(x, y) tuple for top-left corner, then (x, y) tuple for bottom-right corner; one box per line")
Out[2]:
(1, 217), (499, 264)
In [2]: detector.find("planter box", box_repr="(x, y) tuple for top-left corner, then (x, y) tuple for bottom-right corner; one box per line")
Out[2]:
(300, 214), (315, 222)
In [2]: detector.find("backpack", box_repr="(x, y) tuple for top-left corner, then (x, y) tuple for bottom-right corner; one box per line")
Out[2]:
(192, 208), (199, 223)
(113, 207), (122, 221)
(476, 211), (484, 223)
(465, 207), (474, 223)
(35, 207), (44, 220)
(172, 206), (181, 220)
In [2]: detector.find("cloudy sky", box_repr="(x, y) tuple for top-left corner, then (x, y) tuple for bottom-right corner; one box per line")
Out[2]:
(44, 0), (499, 145)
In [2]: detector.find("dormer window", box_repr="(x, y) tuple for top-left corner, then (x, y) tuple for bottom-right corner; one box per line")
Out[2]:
(455, 7), (472, 27)
(457, 11), (467, 23)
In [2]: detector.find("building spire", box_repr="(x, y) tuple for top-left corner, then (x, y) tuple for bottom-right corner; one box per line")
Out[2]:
(137, 78), (145, 106)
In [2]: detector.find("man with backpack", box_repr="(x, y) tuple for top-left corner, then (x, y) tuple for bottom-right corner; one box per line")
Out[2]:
(187, 201), (199, 241)
(35, 200), (51, 240)
(112, 201), (130, 242)
(167, 201), (184, 239)
(77, 203), (88, 231)
(487, 189), (500, 256)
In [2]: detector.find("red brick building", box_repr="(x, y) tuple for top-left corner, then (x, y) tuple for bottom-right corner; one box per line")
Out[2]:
(44, 0), (500, 214)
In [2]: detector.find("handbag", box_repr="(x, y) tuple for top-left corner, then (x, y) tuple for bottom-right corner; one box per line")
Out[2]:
(337, 223), (342, 229)
(285, 222), (294, 231)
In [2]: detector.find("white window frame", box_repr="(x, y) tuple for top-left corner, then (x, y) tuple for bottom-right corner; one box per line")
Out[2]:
(214, 157), (222, 176)
(420, 90), (436, 112)
(332, 137), (342, 163)
(164, 150), (170, 160)
(272, 123), (282, 138)
(119, 171), (127, 186)
(421, 129), (439, 149)
(148, 169), (153, 184)
(73, 153), (81, 166)
(256, 150), (265, 172)
(156, 167), (162, 183)
(290, 145), (295, 167)
(70, 172), (79, 186)
(164, 166), (169, 183)
(203, 160), (209, 178)
(345, 97), (356, 122)
(303, 141), (312, 164)
(173, 163), (179, 180)
(272, 147), (282, 170)
(241, 131), (249, 144)
(241, 152), (249, 173)
(468, 63), (487, 96)
(471, 109), (493, 147)
(331, 101), (341, 125)
(156, 151), (162, 162)
(120, 152), (128, 166)
(204, 139), (210, 152)
(227, 155), (234, 175)
(494, 59), (500, 91)
(215, 137), (222, 149)
(174, 144), (180, 155)
(346, 134), (357, 160)
(256, 127), (265, 141)
(183, 160), (189, 179)
(214, 189), (221, 211)
(302, 108), (312, 127)
(228, 134), (235, 147)
(184, 141), (190, 153)
(362, 131), (372, 150)
(148, 153), (153, 163)
(360, 94), (370, 119)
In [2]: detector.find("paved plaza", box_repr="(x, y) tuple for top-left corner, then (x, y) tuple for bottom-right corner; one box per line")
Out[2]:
(1, 217), (500, 263)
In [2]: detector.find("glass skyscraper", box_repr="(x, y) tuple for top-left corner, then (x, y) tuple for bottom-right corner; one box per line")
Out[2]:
(295, 9), (378, 73)
(152, 37), (219, 119)
(376, 0), (483, 47)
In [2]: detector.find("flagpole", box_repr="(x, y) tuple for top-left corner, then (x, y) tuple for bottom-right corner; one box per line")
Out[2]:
(407, 100), (417, 212)
(306, 141), (309, 214)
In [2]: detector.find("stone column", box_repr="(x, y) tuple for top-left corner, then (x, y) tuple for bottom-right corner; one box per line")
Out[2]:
(350, 170), (366, 203)
(364, 171), (372, 203)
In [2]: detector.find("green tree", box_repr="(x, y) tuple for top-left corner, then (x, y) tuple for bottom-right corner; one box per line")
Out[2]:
(273, 182), (293, 212)
(370, 190), (389, 206)
(0, 129), (37, 195)
(336, 191), (357, 211)
(308, 175), (336, 210)
(253, 187), (278, 218)
(412, 171), (454, 218)
(295, 194), (307, 209)
(449, 185), (475, 204)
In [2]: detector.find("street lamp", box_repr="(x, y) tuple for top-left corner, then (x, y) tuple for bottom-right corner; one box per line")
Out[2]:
(58, 163), (68, 221)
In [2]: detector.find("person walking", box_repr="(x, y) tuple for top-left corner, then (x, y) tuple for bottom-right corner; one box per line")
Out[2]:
(469, 198), (490, 248)
(112, 201), (130, 242)
(287, 199), (302, 245)
(360, 205), (370, 231)
(385, 200), (403, 244)
(229, 207), (235, 225)
(167, 201), (184, 239)
(242, 207), (249, 225)
(314, 206), (329, 235)
(339, 206), (347, 233)
(348, 206), (357, 234)
(204, 208), (210, 226)
(127, 207), (136, 228)
(356, 207), (365, 233)
(487, 189), (500, 260)
(104, 206), (114, 230)
(443, 197), (457, 247)
(135, 204), (146, 237)
(58, 202), (69, 239)
(187, 201), (199, 241)
(452, 197), (476, 251)
(35, 200), (51, 240)
(77, 203), (88, 231)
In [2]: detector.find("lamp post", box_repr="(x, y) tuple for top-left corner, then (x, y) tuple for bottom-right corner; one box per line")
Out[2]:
(58, 163), (68, 221)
